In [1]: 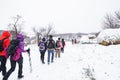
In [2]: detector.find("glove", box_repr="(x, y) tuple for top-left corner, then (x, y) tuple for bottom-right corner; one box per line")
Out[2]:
(26, 48), (30, 53)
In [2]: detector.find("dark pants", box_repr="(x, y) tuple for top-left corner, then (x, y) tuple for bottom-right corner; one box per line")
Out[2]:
(0, 56), (7, 76)
(61, 47), (64, 53)
(3, 55), (23, 80)
(40, 51), (45, 63)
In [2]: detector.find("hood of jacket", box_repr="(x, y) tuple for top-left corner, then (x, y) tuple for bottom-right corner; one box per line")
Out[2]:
(42, 37), (46, 41)
(1, 31), (11, 38)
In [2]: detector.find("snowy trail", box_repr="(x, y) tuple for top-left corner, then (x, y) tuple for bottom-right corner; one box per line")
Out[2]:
(1, 42), (120, 80)
(23, 42), (83, 80)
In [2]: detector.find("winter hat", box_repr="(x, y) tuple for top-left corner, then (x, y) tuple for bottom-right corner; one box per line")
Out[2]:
(49, 35), (52, 38)
(17, 34), (24, 41)
(2, 31), (11, 38)
(58, 38), (60, 40)
(42, 37), (46, 41)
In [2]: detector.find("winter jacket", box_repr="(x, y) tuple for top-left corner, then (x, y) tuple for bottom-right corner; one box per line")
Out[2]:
(0, 31), (11, 56)
(12, 34), (27, 61)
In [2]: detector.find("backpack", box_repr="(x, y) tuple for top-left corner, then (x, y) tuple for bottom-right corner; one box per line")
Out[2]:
(0, 38), (7, 52)
(7, 39), (19, 56)
(39, 42), (45, 51)
(56, 41), (60, 48)
(47, 40), (54, 49)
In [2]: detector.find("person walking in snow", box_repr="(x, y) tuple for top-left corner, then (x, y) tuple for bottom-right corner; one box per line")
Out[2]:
(3, 34), (30, 80)
(74, 38), (77, 44)
(47, 35), (55, 64)
(72, 39), (74, 44)
(38, 37), (47, 64)
(0, 31), (11, 77)
(61, 38), (66, 53)
(55, 38), (63, 58)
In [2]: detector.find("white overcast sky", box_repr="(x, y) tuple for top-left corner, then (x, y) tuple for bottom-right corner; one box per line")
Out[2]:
(0, 0), (120, 34)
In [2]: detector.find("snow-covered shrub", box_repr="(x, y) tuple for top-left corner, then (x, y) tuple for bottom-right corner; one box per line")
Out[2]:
(97, 29), (120, 45)
(82, 65), (96, 80)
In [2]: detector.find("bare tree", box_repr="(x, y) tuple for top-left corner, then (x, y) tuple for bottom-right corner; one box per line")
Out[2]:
(8, 15), (24, 38)
(32, 23), (55, 44)
(32, 26), (37, 34)
(38, 27), (46, 37)
(32, 26), (39, 43)
(46, 23), (55, 38)
(102, 10), (120, 29)
(115, 11), (120, 19)
(115, 11), (120, 27)
(37, 23), (55, 38)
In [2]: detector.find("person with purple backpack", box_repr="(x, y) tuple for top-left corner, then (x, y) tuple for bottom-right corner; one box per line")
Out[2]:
(38, 37), (47, 64)
(3, 34), (30, 80)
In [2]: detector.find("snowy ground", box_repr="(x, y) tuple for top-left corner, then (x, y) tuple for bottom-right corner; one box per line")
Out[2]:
(1, 41), (120, 80)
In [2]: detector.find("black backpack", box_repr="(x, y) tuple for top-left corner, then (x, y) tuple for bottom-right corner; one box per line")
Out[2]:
(0, 38), (7, 52)
(7, 39), (20, 56)
(47, 40), (55, 49)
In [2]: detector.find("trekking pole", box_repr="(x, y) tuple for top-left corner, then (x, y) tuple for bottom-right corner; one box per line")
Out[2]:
(27, 48), (32, 73)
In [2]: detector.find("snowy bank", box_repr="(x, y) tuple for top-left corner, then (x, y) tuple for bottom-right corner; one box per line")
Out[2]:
(97, 29), (120, 45)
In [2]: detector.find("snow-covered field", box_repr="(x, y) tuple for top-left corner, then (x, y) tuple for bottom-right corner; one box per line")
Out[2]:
(1, 41), (120, 80)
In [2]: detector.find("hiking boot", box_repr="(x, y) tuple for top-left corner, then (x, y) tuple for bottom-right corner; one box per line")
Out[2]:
(3, 77), (7, 80)
(18, 75), (24, 79)
(51, 60), (54, 63)
(42, 61), (45, 64)
(2, 71), (6, 76)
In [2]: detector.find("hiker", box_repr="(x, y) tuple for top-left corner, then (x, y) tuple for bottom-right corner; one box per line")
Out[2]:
(47, 35), (55, 64)
(55, 38), (63, 58)
(72, 39), (74, 44)
(38, 37), (47, 64)
(61, 38), (66, 53)
(3, 34), (30, 80)
(0, 31), (11, 76)
(74, 38), (77, 44)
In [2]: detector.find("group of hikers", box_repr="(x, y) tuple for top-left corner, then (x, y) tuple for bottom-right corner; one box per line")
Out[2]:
(0, 30), (30, 80)
(0, 30), (66, 80)
(72, 38), (77, 44)
(38, 35), (66, 64)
